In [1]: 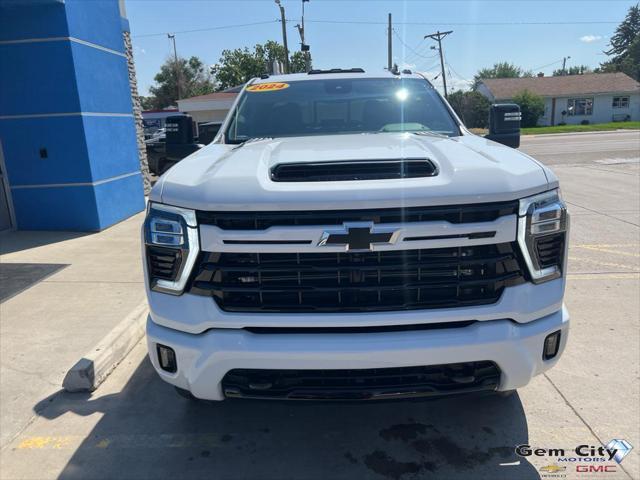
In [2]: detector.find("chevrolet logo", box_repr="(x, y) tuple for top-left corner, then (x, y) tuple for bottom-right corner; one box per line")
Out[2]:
(540, 465), (566, 473)
(318, 223), (399, 251)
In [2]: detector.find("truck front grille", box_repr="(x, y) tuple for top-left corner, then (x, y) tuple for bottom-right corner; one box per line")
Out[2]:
(196, 201), (518, 230)
(189, 243), (526, 312)
(222, 361), (501, 400)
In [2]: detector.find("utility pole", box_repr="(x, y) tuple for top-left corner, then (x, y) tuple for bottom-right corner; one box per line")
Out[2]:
(387, 13), (392, 71)
(424, 30), (452, 99)
(296, 0), (311, 72)
(561, 56), (571, 75)
(275, 0), (290, 74)
(167, 33), (181, 101)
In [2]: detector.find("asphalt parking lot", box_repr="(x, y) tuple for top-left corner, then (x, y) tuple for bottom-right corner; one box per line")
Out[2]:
(1, 131), (638, 480)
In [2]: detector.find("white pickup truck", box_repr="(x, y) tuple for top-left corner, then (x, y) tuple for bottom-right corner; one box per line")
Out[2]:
(143, 69), (569, 401)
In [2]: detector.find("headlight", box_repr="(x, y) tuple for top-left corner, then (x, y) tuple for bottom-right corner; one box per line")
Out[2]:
(144, 203), (199, 294)
(517, 189), (569, 283)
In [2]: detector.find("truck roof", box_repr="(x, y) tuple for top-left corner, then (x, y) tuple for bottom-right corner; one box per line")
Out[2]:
(251, 70), (429, 85)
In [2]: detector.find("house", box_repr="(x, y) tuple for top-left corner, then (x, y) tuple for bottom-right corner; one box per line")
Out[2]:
(477, 72), (640, 126)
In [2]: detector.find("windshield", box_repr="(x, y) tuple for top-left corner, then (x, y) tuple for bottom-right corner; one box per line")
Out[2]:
(225, 78), (460, 143)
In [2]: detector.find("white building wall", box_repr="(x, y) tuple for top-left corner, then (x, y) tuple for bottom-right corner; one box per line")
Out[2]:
(550, 93), (640, 126)
(177, 97), (236, 126)
(538, 97), (554, 126)
(478, 82), (640, 126)
(187, 109), (229, 125)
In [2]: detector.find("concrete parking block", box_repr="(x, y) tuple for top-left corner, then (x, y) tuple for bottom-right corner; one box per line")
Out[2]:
(63, 301), (148, 392)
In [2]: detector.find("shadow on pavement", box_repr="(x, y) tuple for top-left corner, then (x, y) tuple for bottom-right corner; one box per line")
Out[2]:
(0, 230), (90, 255)
(0, 262), (69, 302)
(35, 357), (539, 480)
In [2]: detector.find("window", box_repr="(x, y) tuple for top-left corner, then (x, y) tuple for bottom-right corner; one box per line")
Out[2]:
(226, 78), (460, 143)
(567, 98), (593, 116)
(613, 96), (630, 108)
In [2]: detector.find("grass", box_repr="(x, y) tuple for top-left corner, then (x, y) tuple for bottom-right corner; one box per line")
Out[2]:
(468, 122), (640, 136)
(521, 121), (640, 135)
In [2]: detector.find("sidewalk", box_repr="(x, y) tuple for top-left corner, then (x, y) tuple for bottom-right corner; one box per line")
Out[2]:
(0, 212), (146, 449)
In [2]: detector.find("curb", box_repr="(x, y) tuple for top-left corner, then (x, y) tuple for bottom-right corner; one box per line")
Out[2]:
(62, 301), (148, 392)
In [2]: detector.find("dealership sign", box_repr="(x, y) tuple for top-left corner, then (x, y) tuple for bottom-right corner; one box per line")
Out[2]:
(516, 439), (633, 464)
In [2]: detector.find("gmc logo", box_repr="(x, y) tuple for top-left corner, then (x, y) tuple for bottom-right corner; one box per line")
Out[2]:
(576, 465), (617, 473)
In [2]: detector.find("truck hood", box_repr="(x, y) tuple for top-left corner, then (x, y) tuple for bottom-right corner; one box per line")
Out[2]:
(153, 133), (554, 211)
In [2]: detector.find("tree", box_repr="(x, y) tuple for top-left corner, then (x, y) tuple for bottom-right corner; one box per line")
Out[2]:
(290, 51), (309, 73)
(146, 56), (215, 109)
(448, 90), (491, 128)
(600, 4), (640, 80)
(140, 96), (154, 111)
(604, 4), (640, 59)
(512, 90), (545, 128)
(472, 62), (532, 89)
(211, 41), (311, 91)
(552, 65), (592, 76)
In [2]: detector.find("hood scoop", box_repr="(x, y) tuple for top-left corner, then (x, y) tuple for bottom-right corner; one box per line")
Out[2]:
(270, 158), (438, 182)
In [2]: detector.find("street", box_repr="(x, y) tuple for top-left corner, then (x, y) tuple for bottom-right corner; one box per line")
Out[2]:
(520, 131), (640, 165)
(1, 131), (639, 480)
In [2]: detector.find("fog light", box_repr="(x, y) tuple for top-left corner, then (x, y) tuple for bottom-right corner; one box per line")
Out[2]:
(543, 331), (561, 360)
(157, 344), (177, 373)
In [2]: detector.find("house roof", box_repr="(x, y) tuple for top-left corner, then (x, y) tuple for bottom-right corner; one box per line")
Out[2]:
(480, 72), (640, 99)
(179, 91), (238, 102)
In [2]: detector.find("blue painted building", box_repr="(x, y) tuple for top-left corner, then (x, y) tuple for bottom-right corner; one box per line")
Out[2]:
(0, 0), (145, 231)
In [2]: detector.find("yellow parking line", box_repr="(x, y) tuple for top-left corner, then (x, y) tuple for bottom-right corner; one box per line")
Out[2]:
(18, 436), (78, 449)
(16, 434), (226, 450)
(96, 439), (110, 449)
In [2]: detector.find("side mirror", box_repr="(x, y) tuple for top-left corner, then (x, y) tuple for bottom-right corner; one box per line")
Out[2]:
(485, 103), (521, 148)
(165, 115), (195, 145)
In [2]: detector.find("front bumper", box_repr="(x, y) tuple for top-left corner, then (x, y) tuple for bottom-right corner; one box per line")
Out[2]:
(146, 305), (569, 401)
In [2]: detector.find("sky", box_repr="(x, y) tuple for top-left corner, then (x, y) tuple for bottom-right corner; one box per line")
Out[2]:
(125, 0), (637, 96)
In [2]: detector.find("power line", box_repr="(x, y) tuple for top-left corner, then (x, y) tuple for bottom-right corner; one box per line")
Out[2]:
(445, 61), (475, 88)
(530, 58), (565, 71)
(131, 17), (617, 40)
(414, 61), (442, 73)
(133, 20), (279, 38)
(307, 19), (618, 26)
(131, 18), (616, 40)
(392, 30), (438, 60)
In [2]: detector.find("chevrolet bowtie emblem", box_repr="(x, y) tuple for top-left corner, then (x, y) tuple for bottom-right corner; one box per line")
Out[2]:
(318, 223), (399, 251)
(539, 465), (566, 473)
